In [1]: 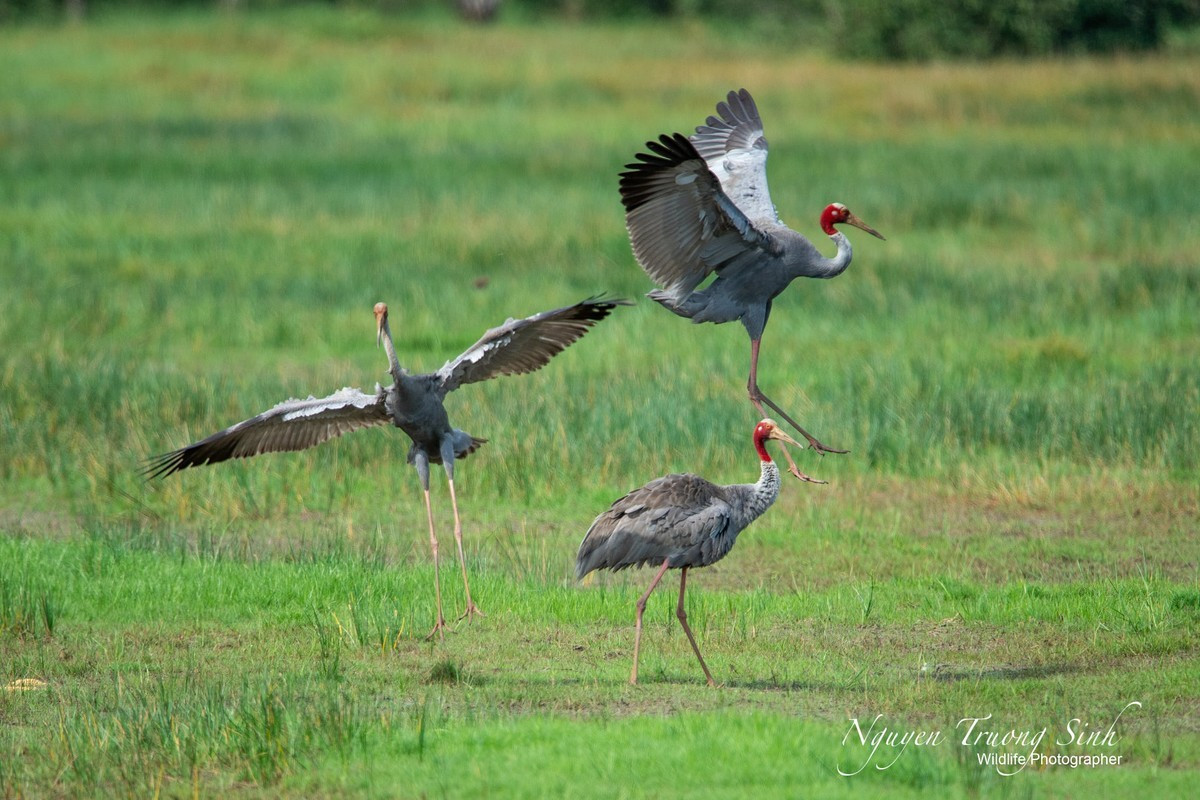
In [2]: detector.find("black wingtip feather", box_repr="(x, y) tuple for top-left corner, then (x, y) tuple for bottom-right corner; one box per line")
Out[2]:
(141, 457), (172, 481)
(572, 295), (635, 322)
(141, 449), (189, 481)
(142, 426), (257, 481)
(618, 132), (705, 213)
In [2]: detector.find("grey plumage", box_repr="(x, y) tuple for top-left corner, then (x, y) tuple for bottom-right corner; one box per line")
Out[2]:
(576, 419), (801, 686)
(436, 302), (626, 392)
(148, 296), (628, 637)
(146, 298), (626, 479)
(619, 89), (885, 471)
(143, 387), (392, 479)
(575, 469), (776, 580)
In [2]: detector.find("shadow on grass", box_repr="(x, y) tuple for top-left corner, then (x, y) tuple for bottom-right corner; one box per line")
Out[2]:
(426, 659), (488, 687)
(506, 673), (874, 692)
(569, 663), (1085, 691)
(924, 662), (1081, 683)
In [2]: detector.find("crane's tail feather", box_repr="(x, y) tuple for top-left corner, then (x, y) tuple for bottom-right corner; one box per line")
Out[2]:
(647, 289), (703, 320)
(460, 434), (489, 458)
(406, 433), (488, 467)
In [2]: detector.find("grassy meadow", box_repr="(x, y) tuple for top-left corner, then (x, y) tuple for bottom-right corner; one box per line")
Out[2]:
(2, 5), (1199, 797)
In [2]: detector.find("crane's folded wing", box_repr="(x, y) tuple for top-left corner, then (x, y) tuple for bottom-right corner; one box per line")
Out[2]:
(576, 473), (735, 577)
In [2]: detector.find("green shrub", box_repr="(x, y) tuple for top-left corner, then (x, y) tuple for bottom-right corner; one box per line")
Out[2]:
(4, 0), (1197, 61)
(834, 0), (1200, 60)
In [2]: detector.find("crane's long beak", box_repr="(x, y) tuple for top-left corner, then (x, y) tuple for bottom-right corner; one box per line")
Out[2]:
(846, 211), (886, 240)
(373, 303), (388, 347)
(767, 426), (805, 449)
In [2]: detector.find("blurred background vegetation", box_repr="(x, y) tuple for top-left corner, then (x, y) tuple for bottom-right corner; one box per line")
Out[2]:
(4, 0), (1200, 59)
(1, 3), (1197, 793)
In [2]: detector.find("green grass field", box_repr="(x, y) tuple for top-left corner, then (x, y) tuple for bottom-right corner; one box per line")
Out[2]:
(2, 5), (1198, 797)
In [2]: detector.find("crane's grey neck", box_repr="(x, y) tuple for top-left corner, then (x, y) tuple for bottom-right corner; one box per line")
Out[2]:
(379, 320), (404, 380)
(743, 458), (782, 521)
(818, 232), (853, 278)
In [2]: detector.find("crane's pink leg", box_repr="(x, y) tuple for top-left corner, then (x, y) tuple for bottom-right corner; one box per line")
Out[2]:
(446, 478), (484, 621)
(675, 567), (716, 686)
(422, 488), (448, 641)
(748, 341), (824, 483)
(747, 337), (846, 477)
(631, 559), (671, 686)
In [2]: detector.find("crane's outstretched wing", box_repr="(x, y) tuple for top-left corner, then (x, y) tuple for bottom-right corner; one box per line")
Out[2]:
(145, 386), (390, 479)
(688, 88), (780, 228)
(435, 297), (629, 394)
(620, 132), (781, 298)
(575, 473), (734, 578)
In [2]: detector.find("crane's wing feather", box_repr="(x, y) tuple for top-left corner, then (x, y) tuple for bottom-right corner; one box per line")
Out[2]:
(575, 473), (734, 577)
(689, 88), (780, 228)
(620, 132), (780, 297)
(435, 297), (629, 394)
(145, 386), (390, 479)
(690, 88), (766, 162)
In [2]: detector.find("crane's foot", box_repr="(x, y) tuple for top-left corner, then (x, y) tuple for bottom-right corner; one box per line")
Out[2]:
(804, 435), (849, 457)
(775, 438), (829, 484)
(425, 616), (449, 642)
(786, 462), (828, 485)
(751, 389), (849, 456)
(457, 602), (486, 622)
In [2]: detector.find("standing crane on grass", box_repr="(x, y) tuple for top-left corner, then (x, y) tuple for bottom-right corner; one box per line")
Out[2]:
(576, 419), (803, 686)
(147, 297), (628, 639)
(620, 88), (885, 482)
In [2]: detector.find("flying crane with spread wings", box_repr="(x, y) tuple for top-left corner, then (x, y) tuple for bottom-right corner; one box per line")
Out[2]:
(621, 89), (885, 482)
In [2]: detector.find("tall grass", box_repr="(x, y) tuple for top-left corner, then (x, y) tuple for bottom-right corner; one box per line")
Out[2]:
(0, 576), (55, 639)
(1, 17), (1196, 513)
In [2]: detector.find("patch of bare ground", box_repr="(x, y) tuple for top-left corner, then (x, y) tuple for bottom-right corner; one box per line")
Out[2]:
(0, 508), (81, 541)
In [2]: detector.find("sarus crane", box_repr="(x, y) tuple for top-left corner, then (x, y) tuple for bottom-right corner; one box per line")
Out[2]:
(576, 418), (802, 686)
(148, 297), (628, 639)
(620, 88), (885, 482)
